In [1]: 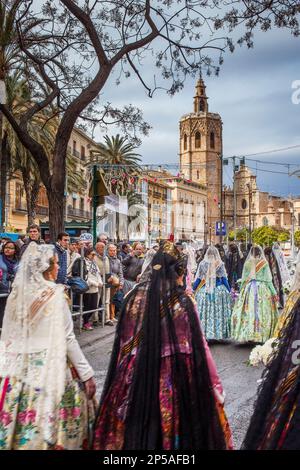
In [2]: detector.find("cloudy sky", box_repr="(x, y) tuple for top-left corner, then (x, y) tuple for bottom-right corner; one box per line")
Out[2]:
(97, 25), (300, 197)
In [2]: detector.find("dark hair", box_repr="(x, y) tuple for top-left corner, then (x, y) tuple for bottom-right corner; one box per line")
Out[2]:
(57, 232), (69, 241)
(84, 247), (95, 257)
(3, 241), (20, 258)
(253, 246), (261, 257)
(122, 243), (130, 250)
(28, 224), (40, 233)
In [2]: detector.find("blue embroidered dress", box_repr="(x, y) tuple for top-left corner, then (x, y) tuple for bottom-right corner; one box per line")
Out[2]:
(193, 259), (232, 340)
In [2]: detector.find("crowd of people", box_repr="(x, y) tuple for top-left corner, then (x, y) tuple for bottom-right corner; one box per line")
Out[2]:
(1, 225), (300, 450)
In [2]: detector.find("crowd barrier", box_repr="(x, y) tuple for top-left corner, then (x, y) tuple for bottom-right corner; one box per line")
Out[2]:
(0, 288), (107, 335)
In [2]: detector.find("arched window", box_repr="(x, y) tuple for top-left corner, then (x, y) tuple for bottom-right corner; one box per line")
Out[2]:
(197, 170), (200, 180)
(241, 199), (247, 210)
(183, 134), (187, 150)
(263, 217), (269, 226)
(200, 98), (205, 112)
(195, 131), (201, 148)
(210, 131), (215, 149)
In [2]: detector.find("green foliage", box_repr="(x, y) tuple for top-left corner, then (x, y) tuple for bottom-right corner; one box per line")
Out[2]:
(252, 226), (290, 247)
(295, 230), (300, 247)
(229, 226), (291, 247)
(228, 228), (249, 242)
(277, 230), (290, 243)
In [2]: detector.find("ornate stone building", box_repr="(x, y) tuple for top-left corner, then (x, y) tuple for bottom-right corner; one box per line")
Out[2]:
(224, 164), (294, 233)
(179, 78), (222, 239)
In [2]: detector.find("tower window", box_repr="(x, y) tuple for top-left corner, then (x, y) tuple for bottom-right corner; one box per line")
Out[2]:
(200, 98), (205, 112)
(183, 134), (187, 150)
(195, 131), (201, 148)
(210, 131), (215, 149)
(197, 170), (200, 179)
(241, 199), (247, 210)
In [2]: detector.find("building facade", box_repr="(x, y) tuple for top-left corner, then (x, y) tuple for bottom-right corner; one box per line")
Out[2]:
(224, 164), (294, 233)
(4, 127), (97, 237)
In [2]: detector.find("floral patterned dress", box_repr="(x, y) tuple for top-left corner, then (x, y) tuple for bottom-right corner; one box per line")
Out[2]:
(231, 259), (279, 343)
(193, 263), (232, 340)
(0, 298), (95, 450)
(0, 363), (95, 450)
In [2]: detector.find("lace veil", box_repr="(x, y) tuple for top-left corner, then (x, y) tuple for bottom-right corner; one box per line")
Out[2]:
(272, 242), (290, 285)
(243, 245), (266, 280)
(0, 242), (67, 447)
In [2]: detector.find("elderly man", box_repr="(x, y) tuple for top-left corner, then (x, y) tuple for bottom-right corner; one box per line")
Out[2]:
(122, 242), (144, 295)
(98, 233), (108, 245)
(107, 244), (124, 323)
(95, 242), (111, 326)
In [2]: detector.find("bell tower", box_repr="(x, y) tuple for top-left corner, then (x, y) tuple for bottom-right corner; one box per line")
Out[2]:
(179, 78), (223, 240)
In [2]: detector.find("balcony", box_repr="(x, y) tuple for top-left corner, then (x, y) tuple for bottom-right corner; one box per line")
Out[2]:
(68, 146), (81, 160)
(67, 206), (92, 220)
(36, 206), (49, 217)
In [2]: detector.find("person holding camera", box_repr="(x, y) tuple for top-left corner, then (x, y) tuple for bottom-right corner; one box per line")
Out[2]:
(0, 241), (20, 328)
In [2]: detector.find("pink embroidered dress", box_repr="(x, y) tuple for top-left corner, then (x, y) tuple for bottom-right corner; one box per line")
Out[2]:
(93, 242), (233, 450)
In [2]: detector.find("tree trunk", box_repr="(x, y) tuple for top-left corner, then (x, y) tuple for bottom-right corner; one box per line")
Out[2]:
(21, 165), (33, 228)
(29, 179), (41, 226)
(0, 129), (9, 232)
(48, 188), (65, 242)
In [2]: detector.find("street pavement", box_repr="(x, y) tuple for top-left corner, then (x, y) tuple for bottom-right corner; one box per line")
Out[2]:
(79, 325), (264, 450)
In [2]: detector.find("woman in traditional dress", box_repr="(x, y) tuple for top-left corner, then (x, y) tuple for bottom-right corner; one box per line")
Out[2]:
(0, 243), (96, 450)
(272, 242), (291, 288)
(193, 245), (232, 341)
(93, 241), (233, 450)
(231, 245), (278, 344)
(249, 262), (300, 367)
(264, 246), (284, 308)
(242, 263), (300, 449)
(226, 243), (243, 292)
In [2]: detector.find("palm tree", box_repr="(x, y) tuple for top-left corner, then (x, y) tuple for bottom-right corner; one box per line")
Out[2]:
(90, 134), (142, 240)
(90, 134), (142, 194)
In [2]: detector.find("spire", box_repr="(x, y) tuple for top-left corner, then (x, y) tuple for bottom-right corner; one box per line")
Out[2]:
(193, 77), (208, 113)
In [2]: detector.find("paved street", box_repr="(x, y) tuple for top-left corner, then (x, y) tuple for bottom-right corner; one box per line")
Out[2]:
(80, 326), (264, 450)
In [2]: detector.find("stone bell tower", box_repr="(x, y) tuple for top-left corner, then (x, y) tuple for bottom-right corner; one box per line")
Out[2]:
(179, 78), (223, 240)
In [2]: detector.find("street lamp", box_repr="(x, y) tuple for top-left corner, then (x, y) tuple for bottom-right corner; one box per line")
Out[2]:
(246, 182), (252, 244)
(0, 79), (6, 104)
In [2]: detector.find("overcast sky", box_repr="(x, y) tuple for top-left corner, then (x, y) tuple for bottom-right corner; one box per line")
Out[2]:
(96, 27), (300, 197)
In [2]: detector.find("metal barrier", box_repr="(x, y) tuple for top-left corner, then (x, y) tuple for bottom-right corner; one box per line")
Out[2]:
(70, 289), (106, 335)
(0, 292), (9, 335)
(0, 290), (107, 336)
(0, 251), (110, 336)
